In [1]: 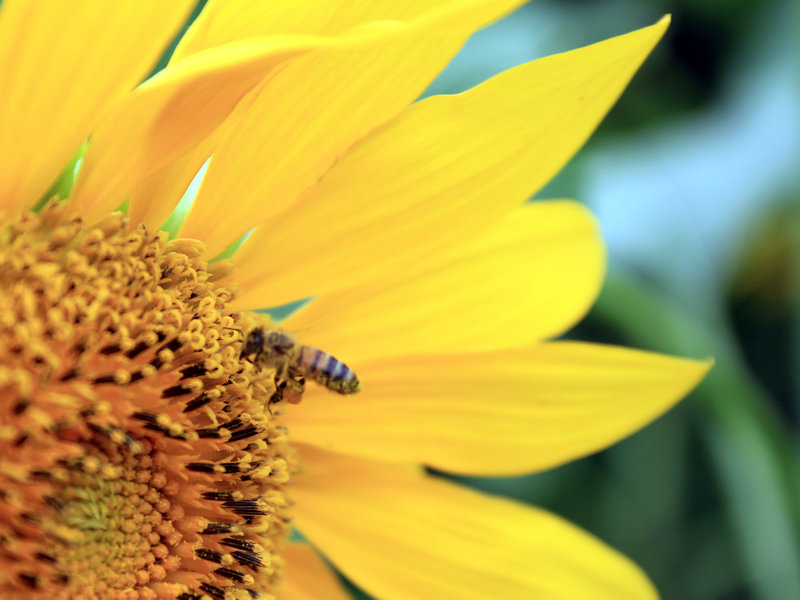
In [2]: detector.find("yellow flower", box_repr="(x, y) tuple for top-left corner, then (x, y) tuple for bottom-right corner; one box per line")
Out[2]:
(0, 2), (709, 599)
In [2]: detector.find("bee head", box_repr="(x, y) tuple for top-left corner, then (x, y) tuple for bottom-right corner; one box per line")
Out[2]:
(241, 326), (266, 358)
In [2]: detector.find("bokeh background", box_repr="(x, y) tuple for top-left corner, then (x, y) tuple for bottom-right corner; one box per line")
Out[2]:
(424, 1), (798, 599)
(162, 1), (799, 599)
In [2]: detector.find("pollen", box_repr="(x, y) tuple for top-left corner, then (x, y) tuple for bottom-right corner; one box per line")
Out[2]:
(0, 202), (294, 600)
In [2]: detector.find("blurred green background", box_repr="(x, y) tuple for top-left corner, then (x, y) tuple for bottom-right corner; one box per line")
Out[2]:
(421, 1), (799, 599)
(164, 1), (799, 598)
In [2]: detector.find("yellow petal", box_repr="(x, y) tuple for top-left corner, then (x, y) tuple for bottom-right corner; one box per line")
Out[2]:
(233, 16), (671, 307)
(279, 543), (351, 600)
(178, 1), (525, 257)
(279, 201), (604, 363)
(127, 136), (216, 233)
(0, 0), (193, 213)
(294, 445), (658, 600)
(70, 36), (331, 220)
(174, 0), (488, 58)
(129, 0), (523, 234)
(287, 342), (711, 475)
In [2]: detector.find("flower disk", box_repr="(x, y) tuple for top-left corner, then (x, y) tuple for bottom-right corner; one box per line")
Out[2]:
(0, 202), (294, 600)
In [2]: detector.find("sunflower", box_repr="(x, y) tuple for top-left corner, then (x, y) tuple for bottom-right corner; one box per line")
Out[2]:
(0, 1), (709, 599)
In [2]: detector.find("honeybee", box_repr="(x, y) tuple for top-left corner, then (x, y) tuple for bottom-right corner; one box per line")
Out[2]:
(240, 326), (361, 395)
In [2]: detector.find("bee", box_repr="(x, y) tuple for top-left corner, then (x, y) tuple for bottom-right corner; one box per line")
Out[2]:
(240, 326), (361, 395)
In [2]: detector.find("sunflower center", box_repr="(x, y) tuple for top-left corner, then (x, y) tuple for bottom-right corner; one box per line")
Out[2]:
(0, 202), (294, 600)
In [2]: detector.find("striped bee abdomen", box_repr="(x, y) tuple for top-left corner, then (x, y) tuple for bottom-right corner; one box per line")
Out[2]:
(298, 346), (361, 394)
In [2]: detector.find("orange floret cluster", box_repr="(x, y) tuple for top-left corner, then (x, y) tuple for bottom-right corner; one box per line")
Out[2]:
(0, 202), (294, 600)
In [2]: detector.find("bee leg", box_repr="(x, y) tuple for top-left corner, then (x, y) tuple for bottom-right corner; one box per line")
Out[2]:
(277, 367), (303, 405)
(275, 360), (292, 390)
(287, 370), (305, 394)
(265, 386), (284, 416)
